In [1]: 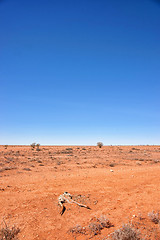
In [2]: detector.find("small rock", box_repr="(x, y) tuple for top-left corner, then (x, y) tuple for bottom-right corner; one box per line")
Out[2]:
(110, 169), (114, 172)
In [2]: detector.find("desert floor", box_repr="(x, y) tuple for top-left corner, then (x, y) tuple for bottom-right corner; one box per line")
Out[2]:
(0, 145), (160, 239)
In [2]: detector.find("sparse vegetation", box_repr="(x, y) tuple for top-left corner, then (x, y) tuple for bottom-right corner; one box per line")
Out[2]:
(88, 222), (102, 236)
(23, 167), (31, 171)
(148, 211), (160, 224)
(88, 216), (113, 236)
(30, 143), (36, 149)
(97, 215), (113, 228)
(61, 150), (73, 154)
(153, 159), (159, 164)
(0, 220), (20, 240)
(97, 142), (103, 148)
(69, 225), (86, 235)
(69, 215), (113, 237)
(36, 143), (40, 151)
(110, 224), (141, 240)
(109, 163), (115, 167)
(0, 145), (160, 239)
(66, 148), (73, 151)
(0, 167), (16, 173)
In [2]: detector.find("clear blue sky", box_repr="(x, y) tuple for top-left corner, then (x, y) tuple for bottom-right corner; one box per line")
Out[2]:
(0, 0), (160, 145)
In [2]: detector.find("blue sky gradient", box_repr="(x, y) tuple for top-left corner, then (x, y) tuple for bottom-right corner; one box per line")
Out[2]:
(0, 0), (160, 145)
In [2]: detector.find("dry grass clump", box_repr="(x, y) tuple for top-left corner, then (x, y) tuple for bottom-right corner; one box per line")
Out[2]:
(69, 215), (113, 237)
(148, 211), (160, 224)
(65, 148), (73, 151)
(109, 163), (115, 167)
(97, 215), (113, 229)
(23, 167), (31, 171)
(89, 216), (113, 236)
(88, 222), (102, 236)
(0, 167), (16, 173)
(0, 221), (20, 240)
(69, 225), (86, 235)
(111, 224), (141, 240)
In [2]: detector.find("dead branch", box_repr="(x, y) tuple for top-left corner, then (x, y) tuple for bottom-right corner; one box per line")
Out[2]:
(58, 192), (91, 215)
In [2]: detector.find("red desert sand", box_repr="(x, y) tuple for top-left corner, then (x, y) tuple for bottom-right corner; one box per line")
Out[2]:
(0, 145), (160, 239)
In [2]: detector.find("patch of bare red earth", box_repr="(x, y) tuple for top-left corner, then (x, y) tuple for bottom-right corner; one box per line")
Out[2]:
(0, 145), (160, 239)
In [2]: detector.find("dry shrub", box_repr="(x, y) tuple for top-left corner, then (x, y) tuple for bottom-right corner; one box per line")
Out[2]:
(30, 143), (36, 149)
(97, 215), (113, 228)
(89, 216), (113, 236)
(0, 167), (16, 173)
(23, 167), (31, 171)
(109, 163), (115, 167)
(88, 222), (102, 236)
(0, 221), (20, 240)
(66, 148), (73, 151)
(36, 144), (40, 151)
(97, 142), (103, 148)
(69, 215), (113, 237)
(111, 224), (141, 240)
(69, 225), (86, 235)
(148, 211), (160, 224)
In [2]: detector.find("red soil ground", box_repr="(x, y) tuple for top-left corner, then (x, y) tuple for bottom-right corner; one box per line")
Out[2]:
(0, 145), (160, 239)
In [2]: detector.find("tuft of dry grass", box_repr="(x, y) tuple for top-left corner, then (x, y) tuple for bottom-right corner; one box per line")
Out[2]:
(148, 211), (160, 224)
(89, 216), (113, 236)
(69, 225), (86, 235)
(69, 215), (113, 237)
(0, 167), (16, 173)
(109, 163), (115, 167)
(97, 215), (113, 228)
(0, 221), (20, 240)
(110, 224), (141, 240)
(88, 222), (102, 236)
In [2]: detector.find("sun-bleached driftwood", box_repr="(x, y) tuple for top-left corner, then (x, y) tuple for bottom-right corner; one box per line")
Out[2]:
(58, 192), (91, 215)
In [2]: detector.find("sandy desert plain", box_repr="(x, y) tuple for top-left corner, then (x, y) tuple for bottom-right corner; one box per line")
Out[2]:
(0, 145), (160, 240)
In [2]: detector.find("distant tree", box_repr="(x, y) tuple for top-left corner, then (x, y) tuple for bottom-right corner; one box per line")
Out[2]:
(30, 143), (36, 149)
(36, 143), (40, 151)
(97, 142), (103, 148)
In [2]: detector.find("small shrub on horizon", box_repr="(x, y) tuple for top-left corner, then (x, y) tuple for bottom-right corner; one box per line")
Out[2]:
(97, 142), (103, 148)
(30, 143), (36, 149)
(36, 143), (40, 151)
